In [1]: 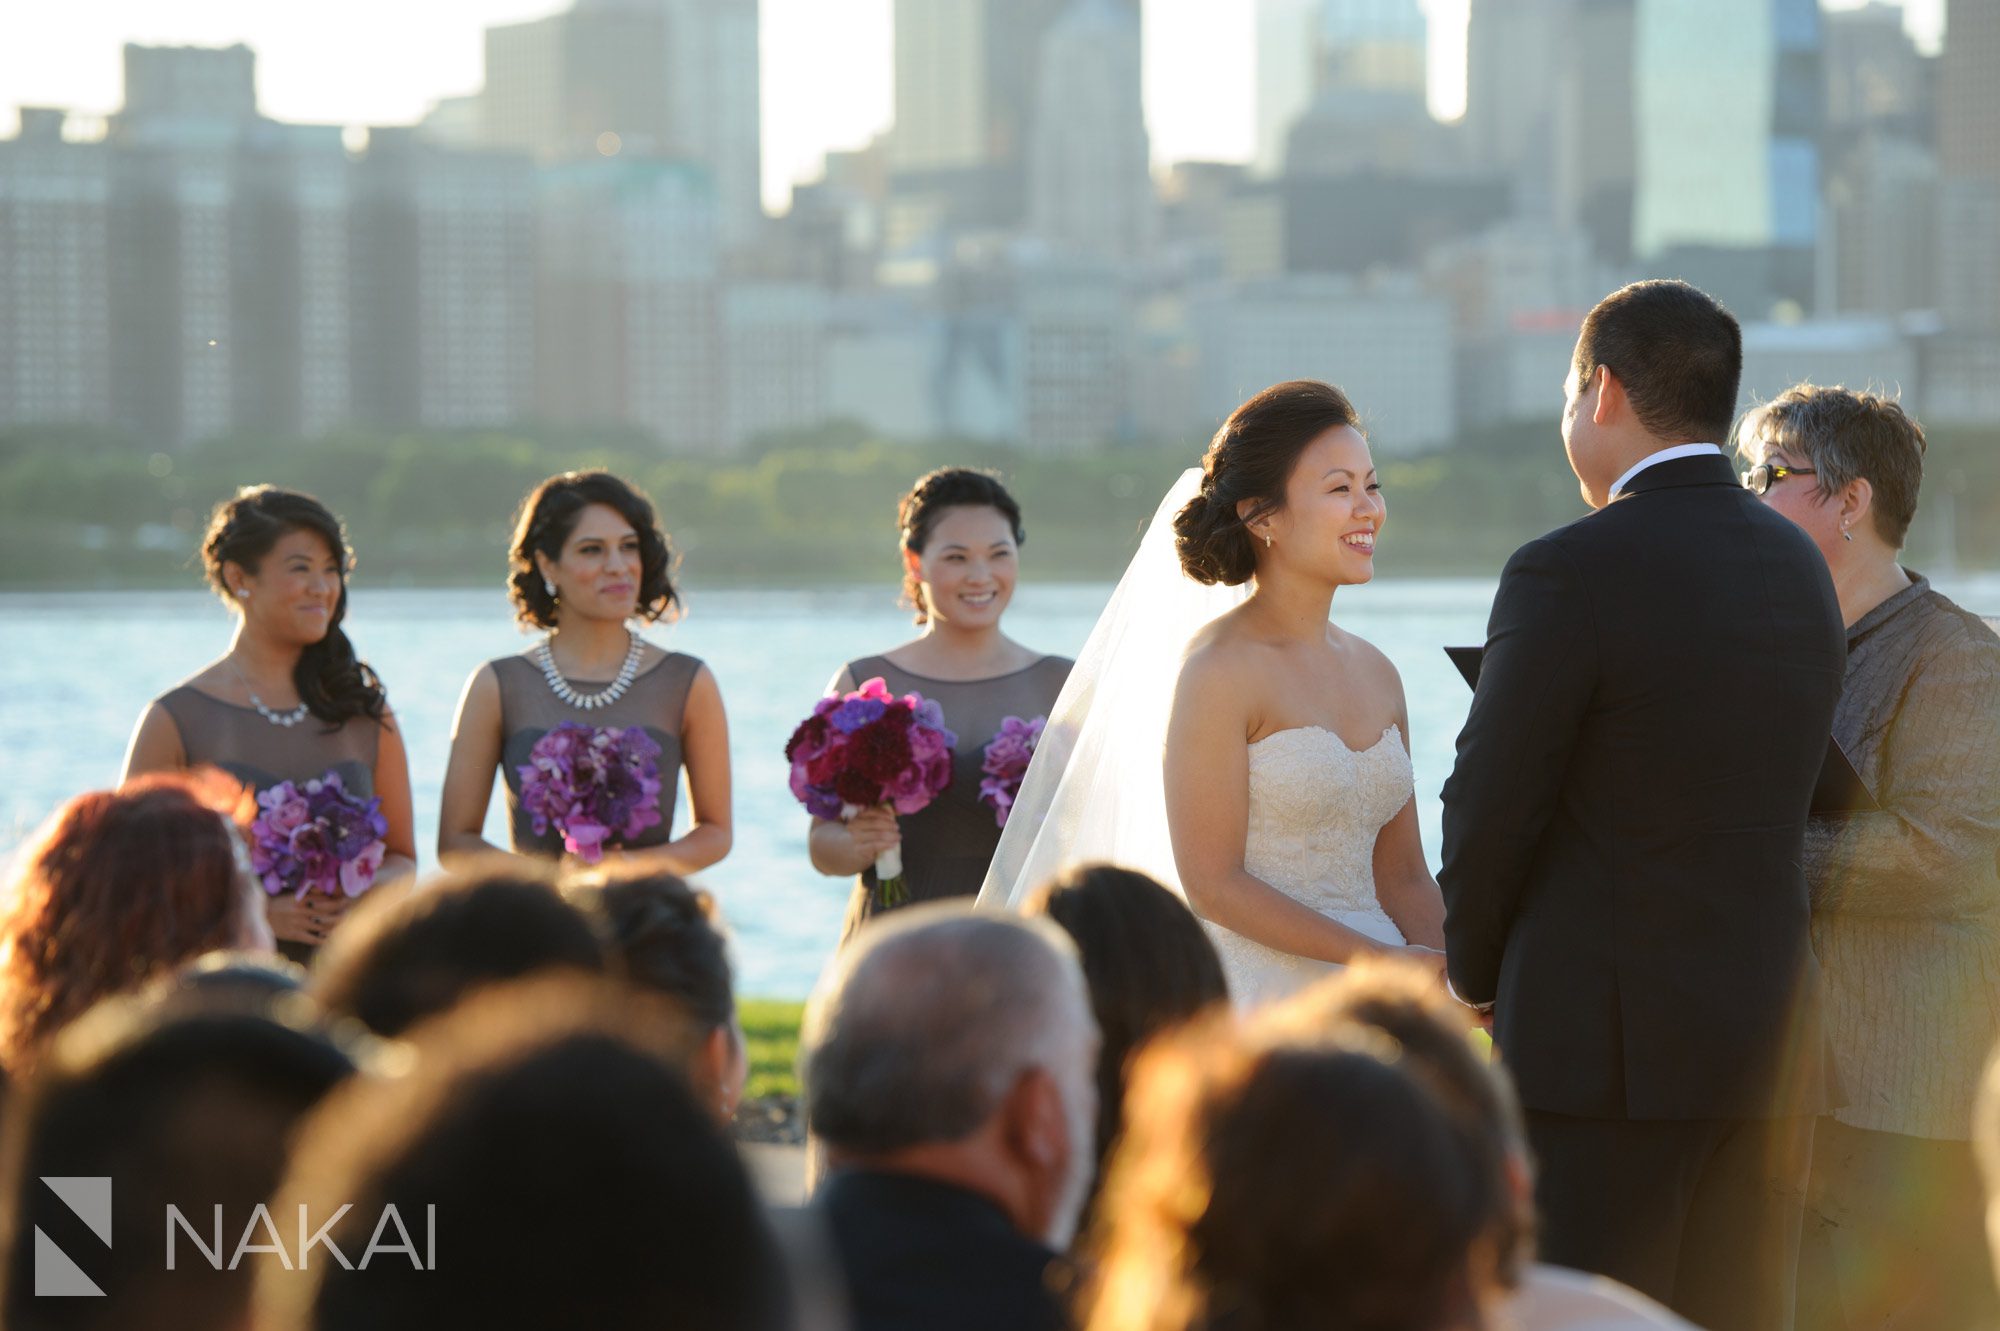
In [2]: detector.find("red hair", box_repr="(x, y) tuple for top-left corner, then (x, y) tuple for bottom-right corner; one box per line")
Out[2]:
(0, 771), (255, 1074)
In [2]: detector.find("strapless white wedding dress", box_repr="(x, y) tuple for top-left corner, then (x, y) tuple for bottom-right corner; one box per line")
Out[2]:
(1204, 723), (1414, 1009)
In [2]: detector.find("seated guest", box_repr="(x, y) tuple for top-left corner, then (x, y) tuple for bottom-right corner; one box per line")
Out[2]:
(565, 867), (749, 1123)
(1024, 863), (1228, 1225)
(0, 772), (275, 1075)
(256, 977), (787, 1331)
(309, 860), (605, 1038)
(1082, 1010), (1505, 1331)
(0, 995), (355, 1331)
(1739, 384), (2000, 1331)
(1273, 960), (1693, 1330)
(803, 903), (1099, 1331)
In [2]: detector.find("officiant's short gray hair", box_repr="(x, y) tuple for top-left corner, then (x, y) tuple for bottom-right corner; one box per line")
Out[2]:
(803, 904), (1096, 1154)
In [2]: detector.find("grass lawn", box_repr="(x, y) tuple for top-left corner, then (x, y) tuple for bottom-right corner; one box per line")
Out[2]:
(739, 998), (804, 1100)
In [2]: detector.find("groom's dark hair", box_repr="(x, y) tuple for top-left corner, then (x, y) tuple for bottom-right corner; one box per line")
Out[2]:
(1574, 279), (1742, 445)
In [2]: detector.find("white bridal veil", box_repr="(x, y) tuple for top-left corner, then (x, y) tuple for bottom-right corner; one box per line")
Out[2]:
(977, 469), (1249, 909)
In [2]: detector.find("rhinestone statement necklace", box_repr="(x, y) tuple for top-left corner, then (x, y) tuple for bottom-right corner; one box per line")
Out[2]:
(534, 630), (643, 710)
(231, 659), (310, 729)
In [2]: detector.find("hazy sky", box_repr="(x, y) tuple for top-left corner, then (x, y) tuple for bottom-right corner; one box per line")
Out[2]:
(0, 0), (1946, 212)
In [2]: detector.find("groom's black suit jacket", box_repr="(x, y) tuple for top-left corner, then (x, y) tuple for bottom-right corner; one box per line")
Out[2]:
(1440, 452), (1846, 1120)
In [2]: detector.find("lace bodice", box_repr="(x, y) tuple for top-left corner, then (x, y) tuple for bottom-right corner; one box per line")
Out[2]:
(1206, 724), (1415, 1006)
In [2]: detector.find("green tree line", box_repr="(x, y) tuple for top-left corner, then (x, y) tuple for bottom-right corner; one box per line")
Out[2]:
(2, 419), (1994, 590)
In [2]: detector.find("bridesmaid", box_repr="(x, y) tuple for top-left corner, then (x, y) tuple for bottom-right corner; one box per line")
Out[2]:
(438, 471), (732, 872)
(122, 486), (418, 961)
(809, 468), (1071, 941)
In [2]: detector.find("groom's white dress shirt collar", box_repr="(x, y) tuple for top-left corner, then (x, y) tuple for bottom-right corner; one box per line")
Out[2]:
(1609, 443), (1723, 500)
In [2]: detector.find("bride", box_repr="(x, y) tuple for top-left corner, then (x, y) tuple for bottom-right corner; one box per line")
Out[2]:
(980, 380), (1445, 1005)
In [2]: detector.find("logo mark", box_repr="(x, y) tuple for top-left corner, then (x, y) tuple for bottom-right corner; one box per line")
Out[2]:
(35, 1176), (110, 1297)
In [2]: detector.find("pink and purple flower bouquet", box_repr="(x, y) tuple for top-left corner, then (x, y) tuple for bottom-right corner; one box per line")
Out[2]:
(977, 714), (1046, 828)
(249, 770), (389, 900)
(785, 676), (956, 907)
(518, 722), (664, 864)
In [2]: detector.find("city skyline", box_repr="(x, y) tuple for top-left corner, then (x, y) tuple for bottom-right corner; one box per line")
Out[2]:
(1, 0), (1945, 213)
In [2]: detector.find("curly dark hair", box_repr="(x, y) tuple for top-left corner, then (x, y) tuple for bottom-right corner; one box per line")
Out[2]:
(201, 486), (387, 727)
(897, 468), (1026, 625)
(1173, 381), (1361, 586)
(508, 472), (680, 630)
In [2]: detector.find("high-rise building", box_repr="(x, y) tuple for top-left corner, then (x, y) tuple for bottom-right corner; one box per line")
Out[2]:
(537, 157), (721, 450)
(1823, 2), (1934, 140)
(480, 0), (762, 245)
(1019, 261), (1133, 451)
(1466, 0), (1572, 215)
(1255, 0), (1318, 177)
(1257, 0), (1431, 179)
(722, 282), (829, 448)
(229, 123), (353, 440)
(1195, 274), (1455, 452)
(1553, 0), (1637, 264)
(1939, 0), (2000, 181)
(118, 42), (257, 128)
(1936, 0), (2000, 334)
(1823, 134), (1939, 316)
(1028, 0), (1154, 260)
(351, 130), (537, 430)
(1632, 0), (1822, 315)
(0, 111), (113, 430)
(888, 0), (1068, 228)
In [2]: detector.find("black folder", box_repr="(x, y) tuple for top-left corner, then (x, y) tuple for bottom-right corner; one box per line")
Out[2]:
(1444, 646), (1877, 814)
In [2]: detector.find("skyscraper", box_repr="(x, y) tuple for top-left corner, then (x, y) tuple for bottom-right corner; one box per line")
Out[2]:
(480, 0), (762, 245)
(1553, 0), (1637, 264)
(0, 111), (112, 431)
(888, 0), (1069, 228)
(1029, 0), (1154, 259)
(1938, 0), (2000, 332)
(1823, 2), (1934, 140)
(1466, 0), (1572, 214)
(1632, 0), (1822, 314)
(1254, 0), (1318, 177)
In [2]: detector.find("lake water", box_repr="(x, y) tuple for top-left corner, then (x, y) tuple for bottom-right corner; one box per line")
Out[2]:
(7, 573), (1998, 997)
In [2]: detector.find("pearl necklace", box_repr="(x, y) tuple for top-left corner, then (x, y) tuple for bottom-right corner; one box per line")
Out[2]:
(535, 630), (643, 711)
(231, 659), (310, 729)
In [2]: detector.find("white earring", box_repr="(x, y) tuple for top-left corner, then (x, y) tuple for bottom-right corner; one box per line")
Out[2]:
(1264, 533), (1273, 549)
(235, 587), (249, 599)
(543, 578), (557, 596)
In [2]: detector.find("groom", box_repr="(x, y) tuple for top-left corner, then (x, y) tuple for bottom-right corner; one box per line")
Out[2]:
(1439, 280), (1845, 1331)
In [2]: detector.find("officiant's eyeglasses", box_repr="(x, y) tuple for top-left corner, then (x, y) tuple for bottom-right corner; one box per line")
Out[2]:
(1743, 463), (1817, 496)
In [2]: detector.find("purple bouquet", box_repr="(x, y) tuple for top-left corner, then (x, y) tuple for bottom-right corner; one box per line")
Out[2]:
(785, 677), (956, 907)
(977, 715), (1046, 828)
(518, 722), (664, 863)
(249, 771), (389, 899)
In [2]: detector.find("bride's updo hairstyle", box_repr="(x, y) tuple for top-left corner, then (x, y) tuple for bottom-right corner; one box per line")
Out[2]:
(1173, 380), (1361, 586)
(508, 471), (679, 630)
(897, 467), (1026, 625)
(202, 486), (386, 726)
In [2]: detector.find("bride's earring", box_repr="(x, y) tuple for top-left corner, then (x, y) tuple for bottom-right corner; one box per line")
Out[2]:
(1263, 532), (1273, 549)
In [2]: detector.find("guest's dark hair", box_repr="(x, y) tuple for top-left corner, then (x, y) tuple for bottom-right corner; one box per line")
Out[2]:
(1264, 961), (1532, 1286)
(508, 471), (679, 629)
(201, 486), (386, 728)
(262, 979), (787, 1331)
(565, 868), (735, 1032)
(1174, 380), (1361, 586)
(1086, 1022), (1498, 1331)
(0, 997), (354, 1331)
(1735, 383), (1928, 547)
(310, 861), (606, 1038)
(897, 468), (1026, 624)
(1025, 864), (1228, 1211)
(1574, 279), (1742, 446)
(0, 772), (260, 1076)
